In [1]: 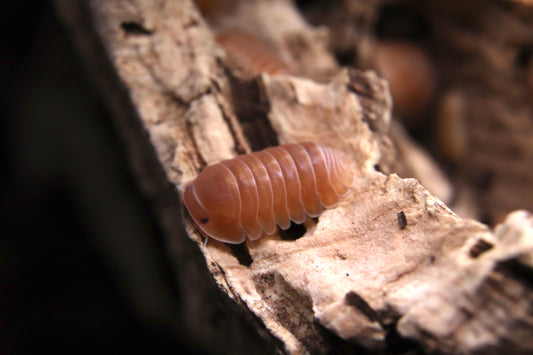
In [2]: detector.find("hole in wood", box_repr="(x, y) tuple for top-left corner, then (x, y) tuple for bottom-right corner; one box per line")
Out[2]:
(278, 222), (307, 241)
(228, 243), (253, 267)
(469, 238), (493, 258)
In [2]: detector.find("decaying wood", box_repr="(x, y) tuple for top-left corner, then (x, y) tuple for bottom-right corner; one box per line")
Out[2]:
(57, 0), (533, 353)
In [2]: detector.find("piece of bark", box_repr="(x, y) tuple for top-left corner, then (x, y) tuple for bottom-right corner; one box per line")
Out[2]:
(57, 0), (533, 354)
(236, 71), (533, 353)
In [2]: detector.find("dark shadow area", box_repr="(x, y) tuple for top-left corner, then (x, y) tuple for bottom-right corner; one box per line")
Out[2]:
(278, 222), (307, 241)
(229, 243), (254, 267)
(0, 2), (195, 354)
(383, 320), (422, 354)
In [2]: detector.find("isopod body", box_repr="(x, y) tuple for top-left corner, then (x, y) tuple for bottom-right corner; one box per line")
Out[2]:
(182, 142), (355, 244)
(374, 41), (437, 127)
(216, 30), (293, 76)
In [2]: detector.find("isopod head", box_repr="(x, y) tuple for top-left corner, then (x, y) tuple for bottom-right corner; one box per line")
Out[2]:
(182, 164), (245, 244)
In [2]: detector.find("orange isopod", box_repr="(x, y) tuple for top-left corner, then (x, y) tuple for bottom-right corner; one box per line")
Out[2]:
(216, 30), (293, 76)
(182, 142), (355, 244)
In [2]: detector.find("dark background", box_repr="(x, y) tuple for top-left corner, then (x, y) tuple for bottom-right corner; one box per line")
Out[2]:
(1, 2), (192, 353)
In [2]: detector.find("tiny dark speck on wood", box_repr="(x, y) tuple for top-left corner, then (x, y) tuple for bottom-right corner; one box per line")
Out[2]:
(397, 211), (407, 229)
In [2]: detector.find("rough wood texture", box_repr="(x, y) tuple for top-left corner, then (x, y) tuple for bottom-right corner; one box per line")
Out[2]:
(57, 0), (533, 353)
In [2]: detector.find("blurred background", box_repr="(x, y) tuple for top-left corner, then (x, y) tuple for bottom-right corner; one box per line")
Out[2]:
(1, 2), (191, 353)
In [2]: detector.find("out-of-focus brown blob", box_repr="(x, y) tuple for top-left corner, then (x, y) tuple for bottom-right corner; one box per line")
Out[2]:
(374, 41), (438, 127)
(435, 91), (468, 162)
(193, 0), (223, 18)
(216, 30), (293, 76)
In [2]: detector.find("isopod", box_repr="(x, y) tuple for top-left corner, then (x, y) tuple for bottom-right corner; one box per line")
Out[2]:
(216, 30), (293, 76)
(182, 142), (355, 244)
(374, 41), (437, 127)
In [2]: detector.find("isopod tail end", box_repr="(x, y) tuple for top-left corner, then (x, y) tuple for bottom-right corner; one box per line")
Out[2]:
(338, 153), (356, 188)
(247, 229), (266, 242)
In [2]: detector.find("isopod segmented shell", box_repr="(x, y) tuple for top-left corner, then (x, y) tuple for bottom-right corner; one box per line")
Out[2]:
(182, 142), (355, 244)
(216, 30), (293, 76)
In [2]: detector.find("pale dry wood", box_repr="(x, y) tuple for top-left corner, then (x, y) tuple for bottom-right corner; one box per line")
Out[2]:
(57, 0), (533, 354)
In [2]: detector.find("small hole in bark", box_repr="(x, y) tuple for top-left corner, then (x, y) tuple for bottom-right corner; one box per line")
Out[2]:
(469, 239), (493, 258)
(121, 22), (153, 35)
(278, 222), (306, 241)
(228, 243), (253, 266)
